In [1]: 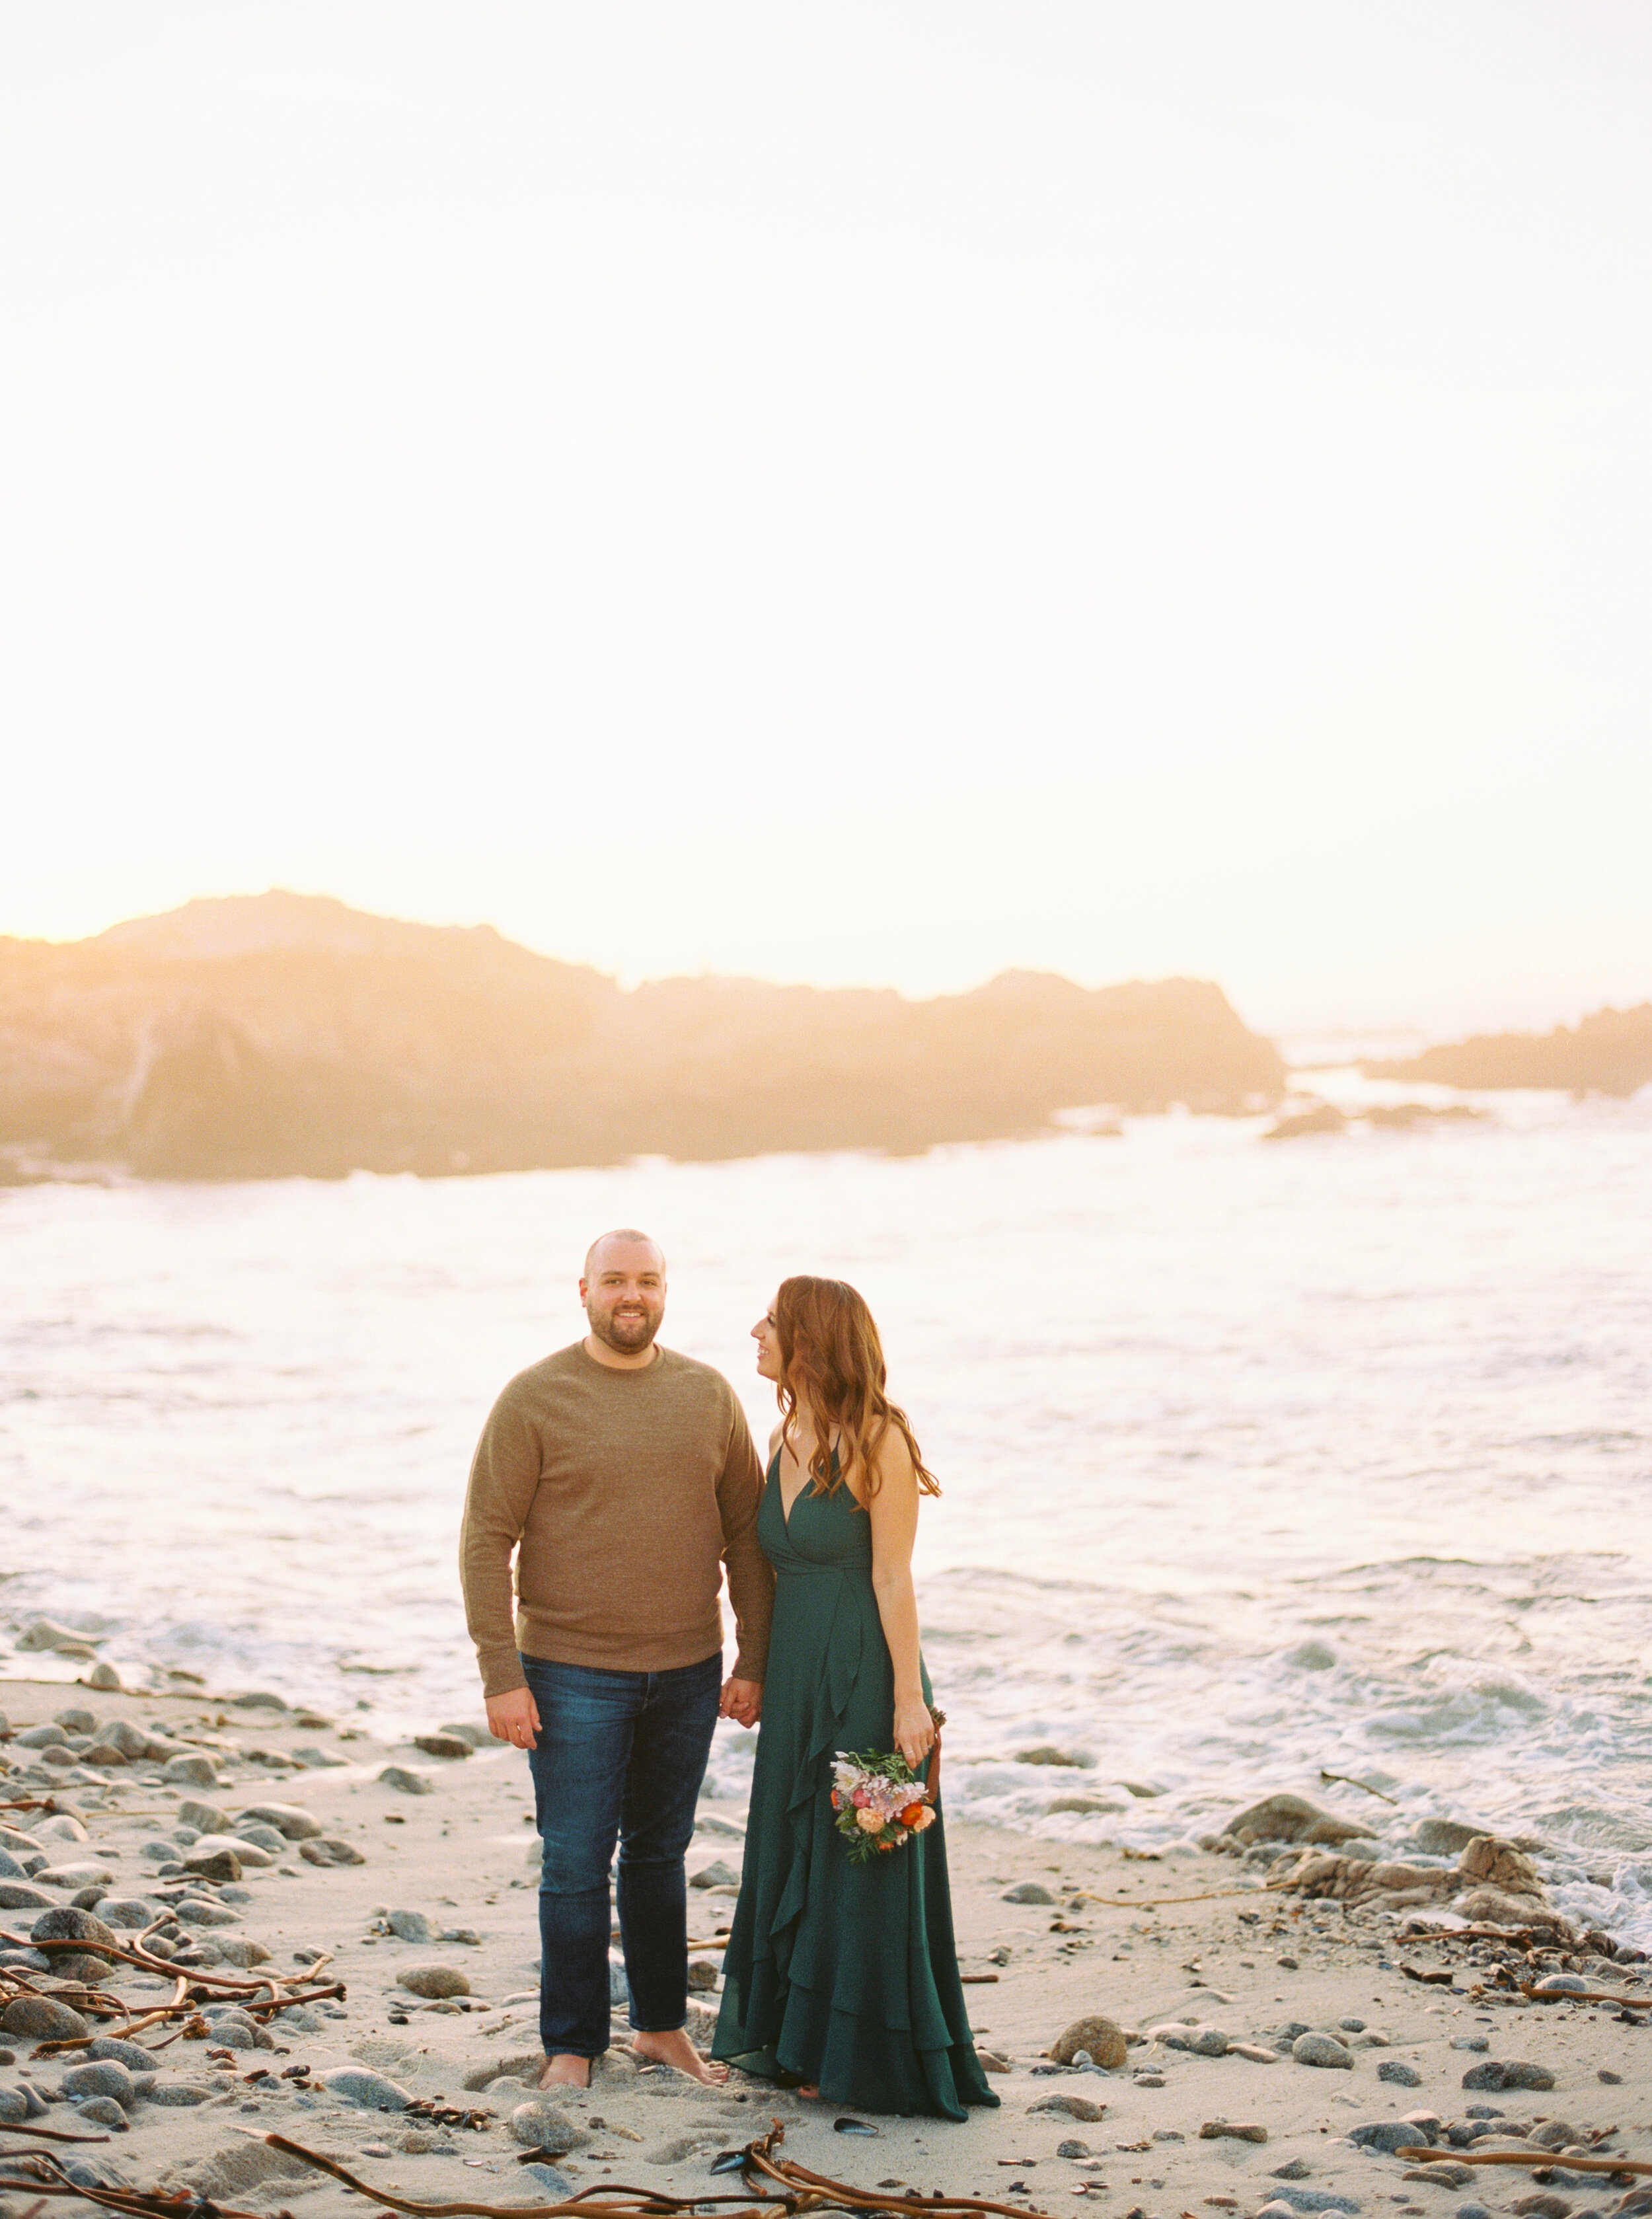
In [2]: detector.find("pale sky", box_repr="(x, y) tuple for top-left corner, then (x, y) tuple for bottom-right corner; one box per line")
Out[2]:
(3, 3), (1649, 1034)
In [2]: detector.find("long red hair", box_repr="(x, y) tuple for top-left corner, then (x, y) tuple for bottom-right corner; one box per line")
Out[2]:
(774, 1276), (940, 1501)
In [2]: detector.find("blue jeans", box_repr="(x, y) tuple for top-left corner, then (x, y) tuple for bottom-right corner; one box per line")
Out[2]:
(522, 1650), (722, 2060)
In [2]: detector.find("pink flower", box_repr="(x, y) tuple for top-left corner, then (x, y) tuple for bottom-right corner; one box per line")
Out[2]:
(850, 1787), (871, 1808)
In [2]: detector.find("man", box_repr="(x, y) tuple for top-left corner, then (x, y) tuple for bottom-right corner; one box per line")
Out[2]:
(459, 1229), (772, 2091)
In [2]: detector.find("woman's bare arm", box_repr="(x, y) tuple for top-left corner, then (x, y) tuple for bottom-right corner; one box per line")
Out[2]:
(863, 1431), (934, 1770)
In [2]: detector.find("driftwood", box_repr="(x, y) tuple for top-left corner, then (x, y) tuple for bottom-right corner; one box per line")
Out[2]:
(1397, 2147), (1652, 2180)
(1318, 1770), (1399, 1805)
(1518, 1981), (1651, 2011)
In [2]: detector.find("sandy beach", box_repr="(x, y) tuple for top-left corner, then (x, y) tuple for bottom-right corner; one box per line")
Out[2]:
(4, 1673), (1649, 2219)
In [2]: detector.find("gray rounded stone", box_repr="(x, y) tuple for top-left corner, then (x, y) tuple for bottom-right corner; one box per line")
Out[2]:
(1, 1995), (91, 2041)
(387, 1908), (438, 1944)
(161, 1755), (220, 1788)
(507, 2099), (591, 2151)
(235, 1803), (324, 1840)
(1378, 2060), (1424, 2087)
(1293, 2031), (1355, 2070)
(0, 2087), (28, 2125)
(72, 2094), (129, 2129)
(377, 1765), (434, 1795)
(31, 1905), (117, 1950)
(0, 1882), (54, 1912)
(1349, 2123), (1421, 2154)
(97, 1898), (161, 1930)
(174, 1897), (241, 1928)
(88, 2037), (161, 2071)
(62, 2060), (136, 2109)
(1000, 1881), (1058, 1904)
(316, 2065), (413, 2109)
(145, 2081), (212, 2105)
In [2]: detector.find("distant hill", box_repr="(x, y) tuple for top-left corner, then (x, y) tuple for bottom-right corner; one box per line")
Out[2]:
(0, 892), (1287, 1180)
(1366, 1004), (1652, 1097)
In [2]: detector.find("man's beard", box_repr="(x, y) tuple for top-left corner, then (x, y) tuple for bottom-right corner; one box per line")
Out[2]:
(590, 1304), (659, 1353)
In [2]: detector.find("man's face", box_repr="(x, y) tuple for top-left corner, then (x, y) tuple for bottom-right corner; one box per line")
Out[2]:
(580, 1240), (667, 1355)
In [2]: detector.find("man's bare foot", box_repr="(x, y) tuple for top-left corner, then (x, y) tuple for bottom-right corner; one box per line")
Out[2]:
(797, 2083), (821, 2099)
(539, 2053), (593, 2090)
(632, 2027), (729, 2085)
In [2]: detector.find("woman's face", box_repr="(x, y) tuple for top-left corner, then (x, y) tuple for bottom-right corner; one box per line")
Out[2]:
(751, 1300), (784, 1382)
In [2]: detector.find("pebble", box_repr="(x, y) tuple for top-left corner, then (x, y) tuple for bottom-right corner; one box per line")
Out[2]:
(32, 1904), (116, 1948)
(161, 1755), (220, 1788)
(1532, 1975), (1590, 1995)
(88, 2037), (163, 2071)
(236, 1802), (324, 1840)
(17, 1725), (69, 1749)
(690, 1860), (741, 1889)
(1272, 2193), (1362, 2214)
(1450, 2037), (1490, 2053)
(192, 1833), (277, 1869)
(359, 2142), (395, 2159)
(1201, 2121), (1268, 2143)
(174, 1897), (243, 1928)
(387, 1909), (438, 1944)
(73, 2094), (130, 2130)
(1348, 2123), (1422, 2155)
(523, 2163), (580, 2195)
(1453, 2206), (1491, 2219)
(1462, 2061), (1556, 2092)
(1272, 2162), (1312, 2181)
(1, 1996), (91, 2041)
(378, 1766), (434, 1795)
(182, 1849), (243, 1883)
(1053, 2016), (1128, 2069)
(1057, 2141), (1093, 2159)
(1029, 2095), (1108, 2123)
(413, 1734), (472, 1759)
(1378, 2061), (1424, 2087)
(315, 2066), (414, 2110)
(1403, 2167), (1476, 2191)
(0, 2087), (28, 2125)
(507, 2098), (592, 2151)
(238, 1823), (290, 1854)
(87, 1660), (124, 1690)
(400, 1964), (471, 1998)
(1002, 1883), (1058, 1904)
(1293, 2032), (1355, 2070)
(0, 1882), (54, 1912)
(145, 2082), (213, 2105)
(300, 1836), (368, 1865)
(96, 1897), (161, 1929)
(62, 2060), (137, 2109)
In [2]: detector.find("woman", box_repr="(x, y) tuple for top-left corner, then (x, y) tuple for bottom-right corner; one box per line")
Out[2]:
(711, 1275), (998, 2121)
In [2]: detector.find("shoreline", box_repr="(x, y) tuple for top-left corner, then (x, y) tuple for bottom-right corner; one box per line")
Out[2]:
(5, 1673), (1649, 2217)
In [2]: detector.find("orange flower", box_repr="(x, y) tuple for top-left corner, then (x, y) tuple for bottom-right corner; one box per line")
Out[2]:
(877, 1839), (895, 1852)
(898, 1803), (926, 1827)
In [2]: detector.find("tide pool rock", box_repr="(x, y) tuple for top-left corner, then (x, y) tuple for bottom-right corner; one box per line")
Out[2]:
(399, 1964), (470, 1998)
(1293, 2031), (1355, 2070)
(317, 2065), (414, 2110)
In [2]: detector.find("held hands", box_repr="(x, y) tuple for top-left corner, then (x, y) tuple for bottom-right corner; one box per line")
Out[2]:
(892, 1694), (935, 1772)
(485, 1685), (541, 1750)
(719, 1676), (763, 1728)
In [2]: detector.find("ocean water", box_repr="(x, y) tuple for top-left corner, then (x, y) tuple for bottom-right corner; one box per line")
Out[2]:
(4, 1074), (1651, 1938)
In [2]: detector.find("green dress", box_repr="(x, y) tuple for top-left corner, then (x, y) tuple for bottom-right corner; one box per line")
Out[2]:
(712, 1452), (1000, 2121)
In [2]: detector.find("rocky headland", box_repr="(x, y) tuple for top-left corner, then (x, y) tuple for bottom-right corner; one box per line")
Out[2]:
(1365, 1008), (1652, 1099)
(0, 893), (1286, 1181)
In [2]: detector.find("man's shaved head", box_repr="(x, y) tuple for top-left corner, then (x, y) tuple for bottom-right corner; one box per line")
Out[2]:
(583, 1228), (667, 1281)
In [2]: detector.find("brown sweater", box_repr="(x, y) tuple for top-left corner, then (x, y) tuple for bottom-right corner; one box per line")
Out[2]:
(459, 1341), (774, 1698)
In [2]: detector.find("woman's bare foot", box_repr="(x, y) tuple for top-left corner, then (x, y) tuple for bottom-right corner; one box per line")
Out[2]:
(539, 2053), (593, 2090)
(797, 2082), (821, 2099)
(632, 2027), (729, 2085)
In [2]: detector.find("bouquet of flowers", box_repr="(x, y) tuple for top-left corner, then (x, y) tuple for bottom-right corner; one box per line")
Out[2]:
(830, 1710), (944, 1865)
